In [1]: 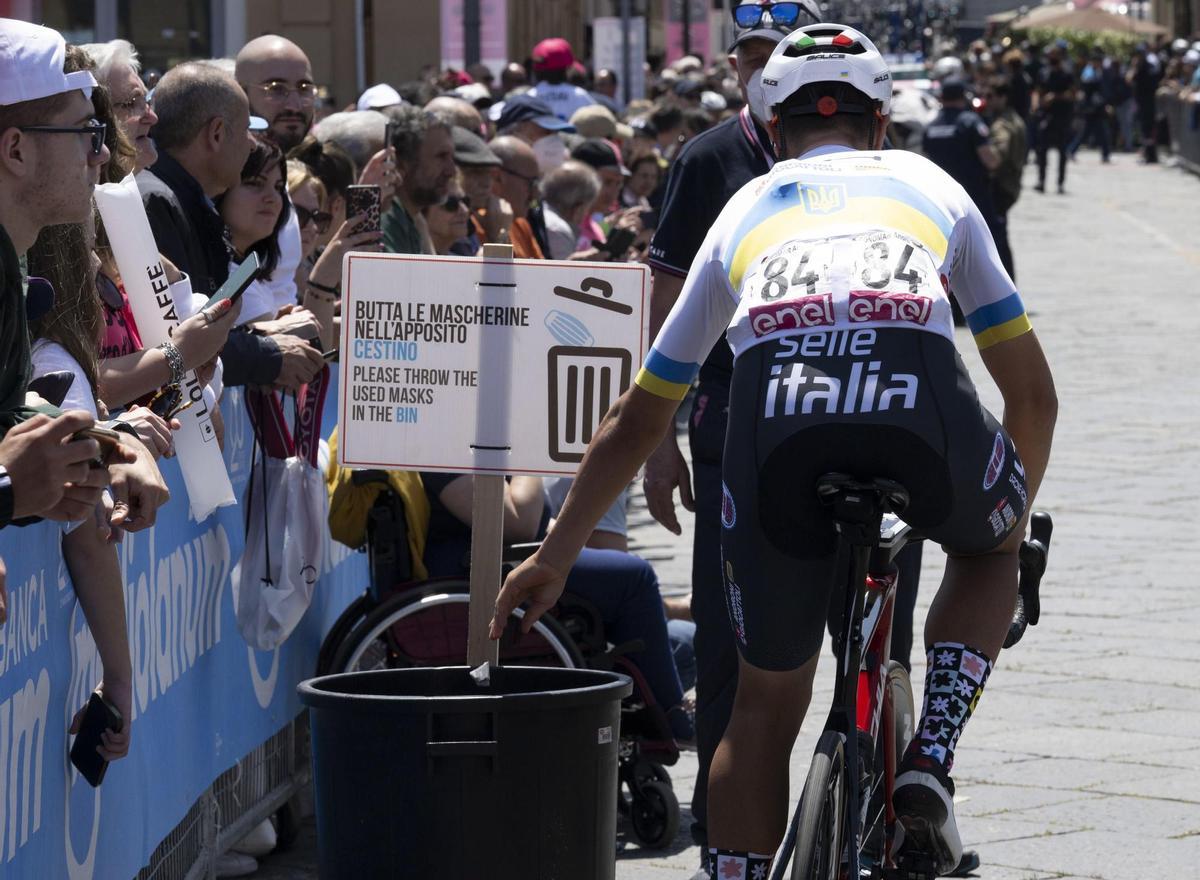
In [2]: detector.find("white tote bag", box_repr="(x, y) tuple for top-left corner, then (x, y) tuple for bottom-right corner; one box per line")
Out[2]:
(233, 369), (330, 650)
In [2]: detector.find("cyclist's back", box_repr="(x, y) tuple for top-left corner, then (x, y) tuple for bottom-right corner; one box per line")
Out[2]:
(641, 143), (1031, 672)
(490, 24), (1057, 880)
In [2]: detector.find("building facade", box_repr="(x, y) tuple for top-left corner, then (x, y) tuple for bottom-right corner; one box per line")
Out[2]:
(5, 0), (748, 108)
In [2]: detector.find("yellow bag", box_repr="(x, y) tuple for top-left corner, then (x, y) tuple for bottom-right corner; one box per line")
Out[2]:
(325, 428), (430, 581)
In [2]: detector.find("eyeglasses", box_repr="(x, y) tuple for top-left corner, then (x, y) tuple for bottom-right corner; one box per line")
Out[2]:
(732, 2), (807, 29)
(501, 166), (540, 188)
(252, 80), (318, 105)
(293, 204), (332, 233)
(439, 194), (471, 212)
(113, 91), (151, 117)
(17, 120), (107, 156)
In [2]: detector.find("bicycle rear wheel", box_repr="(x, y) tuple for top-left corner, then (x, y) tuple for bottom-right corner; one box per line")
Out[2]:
(862, 661), (916, 870)
(328, 580), (584, 674)
(791, 730), (848, 880)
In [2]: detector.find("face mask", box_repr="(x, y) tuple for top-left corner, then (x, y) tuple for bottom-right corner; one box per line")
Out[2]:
(745, 69), (771, 124)
(533, 135), (568, 174)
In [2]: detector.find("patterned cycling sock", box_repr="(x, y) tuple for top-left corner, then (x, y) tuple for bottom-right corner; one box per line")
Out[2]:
(906, 642), (993, 773)
(708, 849), (773, 879)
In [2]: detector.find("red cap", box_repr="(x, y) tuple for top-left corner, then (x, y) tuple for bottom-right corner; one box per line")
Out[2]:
(532, 37), (575, 72)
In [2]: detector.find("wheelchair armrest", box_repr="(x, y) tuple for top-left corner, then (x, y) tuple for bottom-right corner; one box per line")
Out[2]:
(351, 469), (392, 487)
(502, 542), (541, 564)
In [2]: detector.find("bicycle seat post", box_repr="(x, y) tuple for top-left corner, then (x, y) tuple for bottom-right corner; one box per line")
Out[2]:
(815, 473), (910, 880)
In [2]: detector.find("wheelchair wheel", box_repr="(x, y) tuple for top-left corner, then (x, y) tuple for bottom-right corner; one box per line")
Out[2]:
(791, 730), (847, 880)
(328, 579), (584, 674)
(629, 779), (679, 849)
(316, 591), (372, 677)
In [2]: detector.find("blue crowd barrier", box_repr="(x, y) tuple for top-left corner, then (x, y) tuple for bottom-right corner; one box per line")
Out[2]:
(0, 376), (366, 879)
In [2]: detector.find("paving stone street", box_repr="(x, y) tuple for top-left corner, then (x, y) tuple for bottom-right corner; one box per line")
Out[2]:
(253, 152), (1200, 880)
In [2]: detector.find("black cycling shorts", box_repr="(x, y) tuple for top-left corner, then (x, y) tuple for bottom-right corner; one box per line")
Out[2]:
(720, 328), (1028, 671)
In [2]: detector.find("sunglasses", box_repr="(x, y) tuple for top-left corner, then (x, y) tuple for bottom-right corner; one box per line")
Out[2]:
(148, 383), (192, 420)
(294, 204), (332, 233)
(96, 270), (124, 311)
(732, 2), (807, 29)
(439, 194), (471, 212)
(17, 120), (107, 156)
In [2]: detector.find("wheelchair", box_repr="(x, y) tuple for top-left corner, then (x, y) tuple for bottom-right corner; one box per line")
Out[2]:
(316, 471), (683, 849)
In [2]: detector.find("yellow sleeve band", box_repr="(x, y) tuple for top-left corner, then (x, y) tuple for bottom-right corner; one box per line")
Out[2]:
(635, 367), (691, 401)
(974, 313), (1033, 350)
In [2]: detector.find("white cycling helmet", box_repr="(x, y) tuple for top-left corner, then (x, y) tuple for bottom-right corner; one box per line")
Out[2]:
(761, 24), (893, 120)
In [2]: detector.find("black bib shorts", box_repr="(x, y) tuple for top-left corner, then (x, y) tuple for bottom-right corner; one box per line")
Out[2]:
(720, 328), (1028, 671)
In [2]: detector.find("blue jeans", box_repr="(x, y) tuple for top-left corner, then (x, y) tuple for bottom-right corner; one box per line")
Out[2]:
(668, 618), (697, 692)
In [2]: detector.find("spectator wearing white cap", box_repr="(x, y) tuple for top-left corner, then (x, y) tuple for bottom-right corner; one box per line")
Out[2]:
(80, 39), (159, 173)
(0, 17), (160, 763)
(357, 83), (403, 113)
(0, 20), (123, 524)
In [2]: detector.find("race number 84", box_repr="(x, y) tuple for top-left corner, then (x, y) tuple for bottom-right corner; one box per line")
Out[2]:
(758, 235), (932, 301)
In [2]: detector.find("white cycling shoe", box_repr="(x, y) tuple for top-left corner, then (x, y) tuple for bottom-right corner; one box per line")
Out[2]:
(892, 755), (963, 876)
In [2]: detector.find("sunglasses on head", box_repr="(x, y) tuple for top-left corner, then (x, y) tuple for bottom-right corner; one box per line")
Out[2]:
(294, 204), (332, 233)
(17, 120), (107, 157)
(732, 2), (806, 29)
(440, 194), (471, 212)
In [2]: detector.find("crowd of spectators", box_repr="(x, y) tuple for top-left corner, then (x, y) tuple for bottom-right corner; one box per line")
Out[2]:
(1, 7), (1197, 876)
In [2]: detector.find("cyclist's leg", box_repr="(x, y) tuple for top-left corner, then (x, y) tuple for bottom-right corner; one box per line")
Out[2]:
(708, 651), (819, 853)
(706, 343), (843, 870)
(894, 345), (1029, 871)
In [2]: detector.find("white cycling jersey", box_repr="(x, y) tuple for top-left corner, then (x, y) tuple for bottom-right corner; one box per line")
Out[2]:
(635, 144), (1032, 401)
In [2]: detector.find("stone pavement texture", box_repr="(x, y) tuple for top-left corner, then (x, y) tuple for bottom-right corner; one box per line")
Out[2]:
(250, 152), (1200, 879)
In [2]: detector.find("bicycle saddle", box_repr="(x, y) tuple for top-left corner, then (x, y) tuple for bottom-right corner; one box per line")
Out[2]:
(816, 473), (911, 545)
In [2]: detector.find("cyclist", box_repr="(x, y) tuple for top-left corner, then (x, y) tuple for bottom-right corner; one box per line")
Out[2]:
(492, 24), (1057, 879)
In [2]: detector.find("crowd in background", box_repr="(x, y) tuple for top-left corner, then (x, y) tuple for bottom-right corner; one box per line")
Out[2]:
(0, 6), (1197, 877)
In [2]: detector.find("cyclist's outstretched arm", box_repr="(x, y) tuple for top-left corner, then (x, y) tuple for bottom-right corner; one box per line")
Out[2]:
(490, 386), (679, 635)
(979, 329), (1058, 505)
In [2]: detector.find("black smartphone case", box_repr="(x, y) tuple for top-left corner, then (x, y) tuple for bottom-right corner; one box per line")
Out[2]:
(70, 693), (121, 787)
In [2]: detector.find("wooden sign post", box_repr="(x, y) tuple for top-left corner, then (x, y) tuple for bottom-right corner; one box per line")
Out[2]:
(466, 243), (512, 668)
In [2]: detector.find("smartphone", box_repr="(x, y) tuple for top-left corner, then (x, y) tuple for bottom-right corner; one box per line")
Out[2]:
(345, 184), (381, 235)
(73, 424), (124, 466)
(322, 349), (339, 361)
(26, 371), (76, 408)
(601, 226), (637, 258)
(69, 692), (122, 787)
(203, 252), (260, 311)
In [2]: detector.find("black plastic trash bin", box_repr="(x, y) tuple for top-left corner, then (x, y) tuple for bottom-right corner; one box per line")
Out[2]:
(299, 665), (632, 880)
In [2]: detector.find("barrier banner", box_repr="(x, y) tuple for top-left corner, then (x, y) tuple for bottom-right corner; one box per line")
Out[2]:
(0, 377), (365, 879)
(94, 174), (236, 520)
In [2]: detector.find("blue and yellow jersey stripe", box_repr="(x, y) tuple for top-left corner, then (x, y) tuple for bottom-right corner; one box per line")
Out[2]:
(966, 292), (1032, 349)
(635, 349), (698, 401)
(721, 175), (957, 291)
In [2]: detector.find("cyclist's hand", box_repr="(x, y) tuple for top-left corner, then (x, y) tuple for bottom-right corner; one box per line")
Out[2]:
(642, 433), (693, 535)
(489, 555), (568, 639)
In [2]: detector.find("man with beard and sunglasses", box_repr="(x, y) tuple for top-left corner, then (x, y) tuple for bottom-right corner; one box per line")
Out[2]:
(641, 5), (968, 877)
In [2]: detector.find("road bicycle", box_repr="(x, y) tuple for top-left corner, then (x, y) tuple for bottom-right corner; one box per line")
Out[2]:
(772, 473), (1052, 880)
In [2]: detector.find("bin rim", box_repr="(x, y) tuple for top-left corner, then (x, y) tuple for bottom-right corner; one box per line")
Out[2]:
(297, 665), (633, 713)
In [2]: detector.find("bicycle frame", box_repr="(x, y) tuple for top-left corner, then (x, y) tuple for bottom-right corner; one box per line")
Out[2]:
(822, 514), (913, 878)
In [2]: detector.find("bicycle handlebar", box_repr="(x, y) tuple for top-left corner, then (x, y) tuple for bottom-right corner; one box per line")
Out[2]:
(1004, 510), (1053, 649)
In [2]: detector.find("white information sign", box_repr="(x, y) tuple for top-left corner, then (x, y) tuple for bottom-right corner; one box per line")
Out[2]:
(337, 254), (649, 476)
